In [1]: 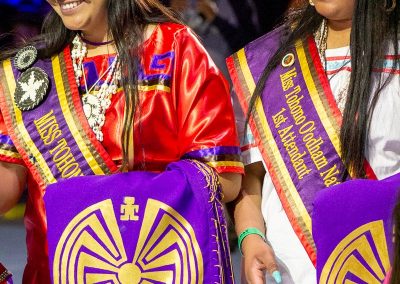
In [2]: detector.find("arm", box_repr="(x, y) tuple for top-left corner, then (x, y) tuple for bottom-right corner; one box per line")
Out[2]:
(175, 27), (244, 194)
(234, 161), (279, 284)
(219, 172), (241, 203)
(0, 161), (27, 214)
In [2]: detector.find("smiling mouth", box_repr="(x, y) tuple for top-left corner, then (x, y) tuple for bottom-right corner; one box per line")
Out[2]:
(60, 0), (83, 11)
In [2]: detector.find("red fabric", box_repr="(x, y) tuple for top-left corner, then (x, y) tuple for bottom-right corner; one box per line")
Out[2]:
(0, 112), (24, 165)
(0, 23), (242, 284)
(100, 24), (242, 172)
(0, 262), (12, 284)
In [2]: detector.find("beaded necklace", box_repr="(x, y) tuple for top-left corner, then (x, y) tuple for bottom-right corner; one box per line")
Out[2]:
(71, 35), (121, 141)
(314, 18), (328, 70)
(314, 19), (349, 114)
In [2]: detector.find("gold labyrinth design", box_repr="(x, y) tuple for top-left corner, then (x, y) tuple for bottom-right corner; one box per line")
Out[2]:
(319, 220), (390, 284)
(53, 198), (204, 284)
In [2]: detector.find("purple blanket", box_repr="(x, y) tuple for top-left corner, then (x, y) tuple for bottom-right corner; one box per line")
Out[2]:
(45, 160), (234, 284)
(313, 172), (400, 283)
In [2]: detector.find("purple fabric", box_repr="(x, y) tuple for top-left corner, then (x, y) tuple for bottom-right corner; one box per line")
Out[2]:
(313, 172), (400, 283)
(45, 160), (233, 283)
(10, 54), (99, 178)
(0, 133), (14, 146)
(243, 30), (346, 215)
(81, 56), (116, 90)
(182, 146), (241, 159)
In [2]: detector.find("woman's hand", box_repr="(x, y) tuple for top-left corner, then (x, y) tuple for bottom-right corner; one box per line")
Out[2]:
(242, 235), (280, 284)
(234, 161), (281, 283)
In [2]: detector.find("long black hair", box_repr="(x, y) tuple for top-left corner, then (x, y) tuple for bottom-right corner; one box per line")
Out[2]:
(1, 0), (181, 171)
(248, 0), (399, 178)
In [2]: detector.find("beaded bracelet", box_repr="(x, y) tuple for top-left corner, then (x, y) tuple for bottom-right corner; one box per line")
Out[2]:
(238, 227), (266, 255)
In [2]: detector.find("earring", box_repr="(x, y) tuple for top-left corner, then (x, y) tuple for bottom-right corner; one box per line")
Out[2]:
(309, 0), (315, 6)
(385, 0), (396, 12)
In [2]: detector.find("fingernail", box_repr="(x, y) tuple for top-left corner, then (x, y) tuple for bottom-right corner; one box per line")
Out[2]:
(272, 270), (282, 283)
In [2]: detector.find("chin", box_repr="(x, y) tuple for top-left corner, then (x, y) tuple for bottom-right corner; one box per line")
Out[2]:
(314, 2), (354, 21)
(61, 17), (89, 32)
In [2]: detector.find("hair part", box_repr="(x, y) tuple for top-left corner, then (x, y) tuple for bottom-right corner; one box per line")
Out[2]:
(247, 0), (400, 178)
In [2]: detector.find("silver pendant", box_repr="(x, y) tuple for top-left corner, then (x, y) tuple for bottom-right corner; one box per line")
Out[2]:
(14, 67), (49, 111)
(82, 94), (101, 126)
(14, 46), (38, 71)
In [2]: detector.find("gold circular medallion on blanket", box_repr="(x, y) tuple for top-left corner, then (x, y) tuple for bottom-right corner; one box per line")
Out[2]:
(319, 220), (390, 284)
(282, 53), (295, 67)
(14, 67), (49, 111)
(52, 198), (204, 284)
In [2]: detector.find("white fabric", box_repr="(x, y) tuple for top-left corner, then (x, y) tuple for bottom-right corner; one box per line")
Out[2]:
(234, 45), (400, 284)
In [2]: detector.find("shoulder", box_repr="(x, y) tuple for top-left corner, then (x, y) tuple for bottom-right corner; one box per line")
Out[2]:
(0, 53), (15, 72)
(155, 22), (191, 38)
(145, 22), (208, 60)
(229, 25), (288, 60)
(247, 25), (287, 51)
(227, 25), (288, 72)
(154, 22), (200, 44)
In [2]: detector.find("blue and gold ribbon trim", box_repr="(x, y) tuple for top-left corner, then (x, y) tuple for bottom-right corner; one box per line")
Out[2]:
(182, 146), (244, 173)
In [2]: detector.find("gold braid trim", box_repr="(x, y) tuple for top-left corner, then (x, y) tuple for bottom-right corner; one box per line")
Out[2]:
(188, 159), (221, 202)
(188, 159), (233, 283)
(0, 269), (11, 282)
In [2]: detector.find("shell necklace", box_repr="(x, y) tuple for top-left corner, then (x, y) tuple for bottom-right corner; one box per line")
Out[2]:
(71, 34), (121, 141)
(314, 19), (349, 113)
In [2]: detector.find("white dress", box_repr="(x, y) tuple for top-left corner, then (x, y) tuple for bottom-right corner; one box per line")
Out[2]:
(234, 45), (400, 284)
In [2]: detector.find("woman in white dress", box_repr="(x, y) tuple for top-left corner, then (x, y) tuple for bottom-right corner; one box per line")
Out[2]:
(228, 0), (400, 283)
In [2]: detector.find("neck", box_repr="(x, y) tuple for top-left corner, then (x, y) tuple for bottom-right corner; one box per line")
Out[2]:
(327, 19), (352, 49)
(85, 44), (117, 57)
(81, 31), (110, 44)
(81, 35), (114, 47)
(81, 30), (116, 57)
(81, 18), (110, 43)
(80, 20), (116, 55)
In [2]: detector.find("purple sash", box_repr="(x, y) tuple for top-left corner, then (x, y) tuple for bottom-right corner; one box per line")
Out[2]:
(44, 160), (234, 284)
(227, 29), (349, 264)
(313, 172), (400, 283)
(0, 47), (118, 190)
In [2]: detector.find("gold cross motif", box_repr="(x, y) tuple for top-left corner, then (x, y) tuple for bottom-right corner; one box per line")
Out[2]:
(120, 197), (139, 221)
